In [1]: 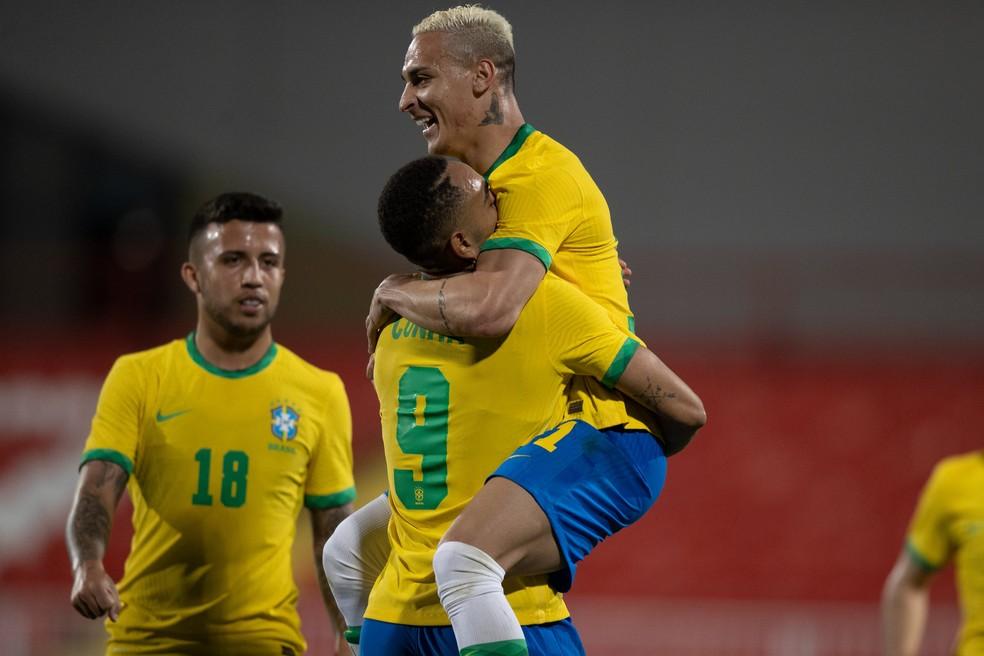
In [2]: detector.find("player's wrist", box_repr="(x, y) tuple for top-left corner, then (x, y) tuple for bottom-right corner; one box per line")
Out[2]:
(73, 559), (106, 576)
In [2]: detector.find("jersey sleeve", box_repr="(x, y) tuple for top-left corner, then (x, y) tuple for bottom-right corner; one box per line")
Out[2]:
(541, 277), (641, 388)
(304, 372), (356, 509)
(81, 355), (146, 474)
(906, 461), (956, 570)
(481, 168), (579, 271)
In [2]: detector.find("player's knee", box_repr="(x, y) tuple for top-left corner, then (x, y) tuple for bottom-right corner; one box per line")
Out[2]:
(433, 541), (505, 610)
(322, 518), (361, 582)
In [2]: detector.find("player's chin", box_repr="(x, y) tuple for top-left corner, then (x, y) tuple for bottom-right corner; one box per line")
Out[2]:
(425, 133), (450, 156)
(227, 313), (273, 338)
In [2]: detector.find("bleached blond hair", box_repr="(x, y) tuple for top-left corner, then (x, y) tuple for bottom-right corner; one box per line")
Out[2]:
(413, 5), (516, 89)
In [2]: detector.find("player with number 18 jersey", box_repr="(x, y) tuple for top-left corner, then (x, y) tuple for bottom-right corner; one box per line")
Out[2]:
(81, 333), (355, 654)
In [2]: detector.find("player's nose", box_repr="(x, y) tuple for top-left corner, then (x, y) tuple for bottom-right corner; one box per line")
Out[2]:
(399, 83), (416, 113)
(241, 260), (262, 286)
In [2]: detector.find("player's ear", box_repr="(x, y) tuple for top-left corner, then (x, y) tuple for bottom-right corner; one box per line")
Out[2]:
(473, 59), (495, 95)
(449, 230), (479, 260)
(180, 262), (201, 294)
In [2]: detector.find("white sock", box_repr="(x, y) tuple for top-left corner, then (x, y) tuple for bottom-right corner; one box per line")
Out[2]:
(434, 541), (526, 650)
(322, 493), (392, 654)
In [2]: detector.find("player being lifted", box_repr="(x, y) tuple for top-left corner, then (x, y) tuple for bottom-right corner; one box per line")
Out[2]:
(323, 5), (703, 656)
(339, 155), (703, 655)
(67, 193), (356, 655)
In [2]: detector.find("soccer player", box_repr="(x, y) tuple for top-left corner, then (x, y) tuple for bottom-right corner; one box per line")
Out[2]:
(347, 156), (703, 656)
(881, 452), (984, 655)
(66, 193), (356, 655)
(327, 6), (680, 654)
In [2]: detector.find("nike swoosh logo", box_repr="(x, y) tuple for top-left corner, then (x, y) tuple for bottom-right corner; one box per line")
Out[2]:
(156, 409), (190, 422)
(505, 454), (531, 460)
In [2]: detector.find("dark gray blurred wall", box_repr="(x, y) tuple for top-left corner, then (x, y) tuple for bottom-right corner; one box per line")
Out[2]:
(1, 1), (981, 346)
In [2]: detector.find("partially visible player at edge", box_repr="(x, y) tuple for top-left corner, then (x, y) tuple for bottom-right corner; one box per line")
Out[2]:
(349, 155), (703, 655)
(325, 6), (694, 655)
(882, 451), (984, 655)
(66, 193), (356, 655)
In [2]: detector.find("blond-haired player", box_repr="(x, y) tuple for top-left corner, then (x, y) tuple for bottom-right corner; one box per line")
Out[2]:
(325, 5), (700, 656)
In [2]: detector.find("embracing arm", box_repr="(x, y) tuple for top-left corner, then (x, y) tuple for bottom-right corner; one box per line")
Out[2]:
(882, 548), (935, 656)
(615, 347), (706, 456)
(66, 459), (128, 620)
(367, 249), (545, 349)
(311, 503), (355, 650)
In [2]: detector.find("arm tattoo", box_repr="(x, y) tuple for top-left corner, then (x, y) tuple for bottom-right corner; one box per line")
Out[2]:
(642, 379), (677, 411)
(480, 93), (504, 125)
(67, 461), (127, 568)
(437, 279), (454, 335)
(69, 492), (112, 565)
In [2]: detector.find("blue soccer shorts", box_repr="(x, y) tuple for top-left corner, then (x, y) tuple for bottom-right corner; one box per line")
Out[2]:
(360, 617), (584, 655)
(490, 419), (668, 592)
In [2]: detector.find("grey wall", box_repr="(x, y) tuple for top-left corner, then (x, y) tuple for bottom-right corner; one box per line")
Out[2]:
(2, 1), (982, 346)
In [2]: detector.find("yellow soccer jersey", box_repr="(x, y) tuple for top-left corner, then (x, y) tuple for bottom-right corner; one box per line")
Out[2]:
(482, 123), (650, 432)
(365, 273), (641, 626)
(81, 334), (355, 655)
(907, 451), (984, 655)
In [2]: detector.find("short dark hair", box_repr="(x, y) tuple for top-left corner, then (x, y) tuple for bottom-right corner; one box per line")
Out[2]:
(188, 192), (283, 245)
(377, 157), (464, 270)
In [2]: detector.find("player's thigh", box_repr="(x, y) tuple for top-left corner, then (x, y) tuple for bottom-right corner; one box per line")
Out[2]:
(442, 475), (562, 576)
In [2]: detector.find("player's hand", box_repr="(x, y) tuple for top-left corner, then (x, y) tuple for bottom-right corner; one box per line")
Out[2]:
(365, 353), (375, 381)
(71, 561), (122, 621)
(619, 257), (632, 288)
(366, 274), (416, 353)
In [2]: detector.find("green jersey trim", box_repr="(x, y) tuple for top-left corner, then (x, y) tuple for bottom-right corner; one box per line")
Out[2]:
(185, 332), (277, 379)
(81, 448), (134, 475)
(305, 487), (357, 509)
(480, 237), (552, 271)
(483, 123), (536, 180)
(628, 316), (636, 334)
(905, 539), (941, 572)
(602, 338), (640, 389)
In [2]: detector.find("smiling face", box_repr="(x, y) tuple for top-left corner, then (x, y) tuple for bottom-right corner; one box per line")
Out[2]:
(399, 32), (481, 158)
(183, 220), (285, 340)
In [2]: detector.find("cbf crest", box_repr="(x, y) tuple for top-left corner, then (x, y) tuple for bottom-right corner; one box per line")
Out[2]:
(270, 403), (300, 440)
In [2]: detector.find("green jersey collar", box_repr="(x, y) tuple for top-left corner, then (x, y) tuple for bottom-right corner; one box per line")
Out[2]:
(185, 332), (278, 378)
(483, 123), (536, 180)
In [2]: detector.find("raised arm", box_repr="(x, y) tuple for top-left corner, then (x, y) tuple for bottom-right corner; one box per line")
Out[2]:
(881, 548), (934, 656)
(367, 249), (545, 351)
(310, 503), (355, 653)
(615, 347), (706, 456)
(66, 459), (128, 621)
